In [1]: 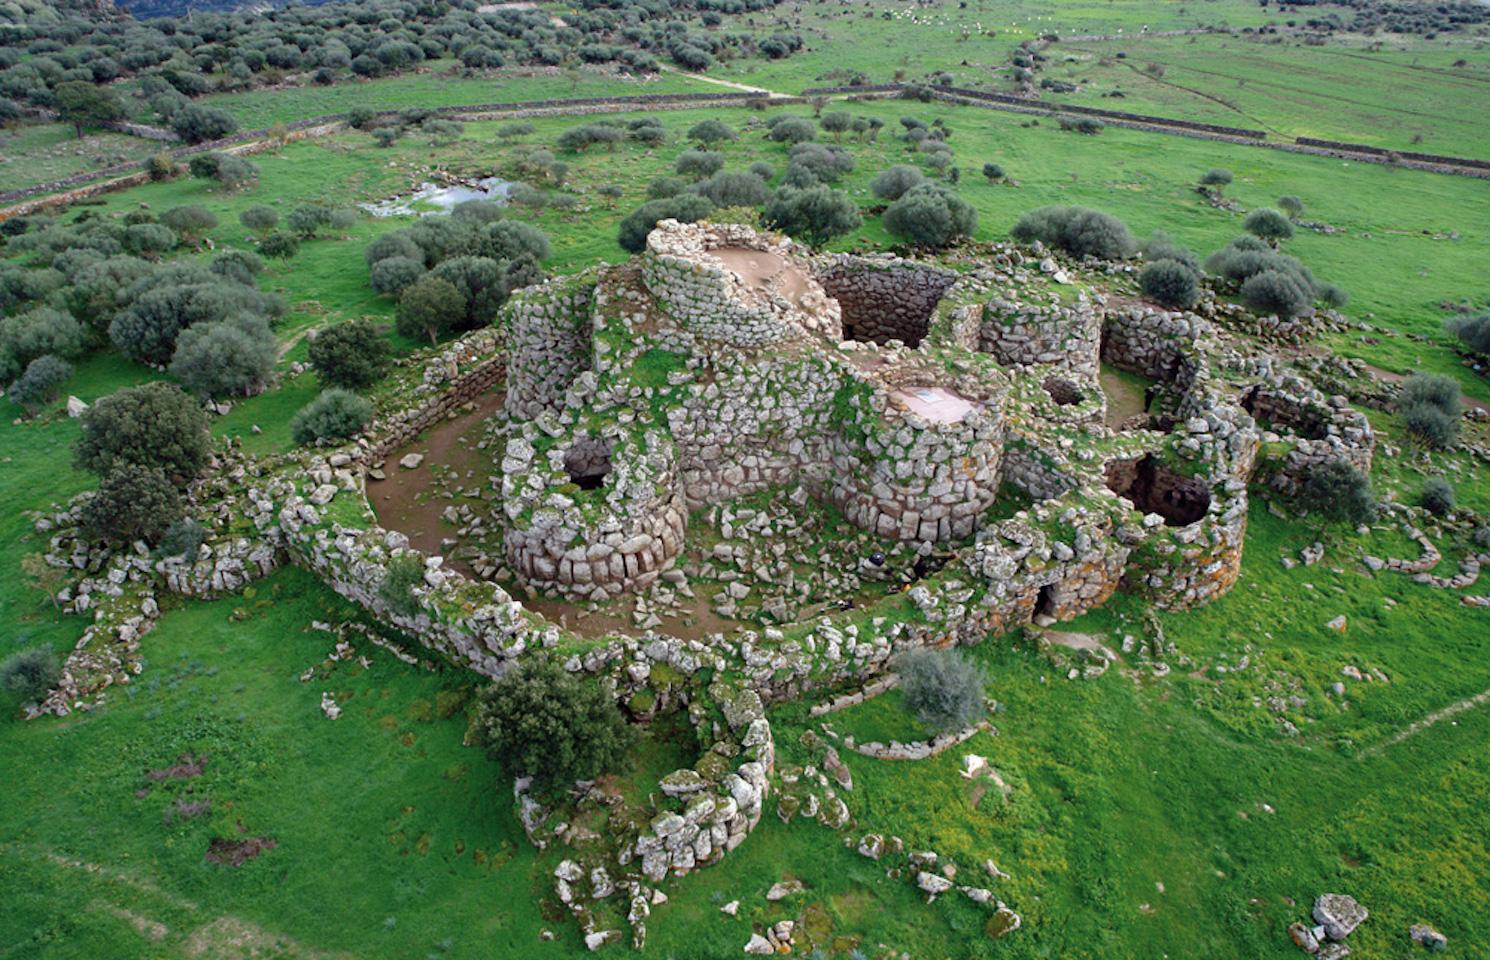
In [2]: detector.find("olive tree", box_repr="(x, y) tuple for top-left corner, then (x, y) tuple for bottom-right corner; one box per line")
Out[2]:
(471, 659), (636, 796)
(308, 320), (390, 389)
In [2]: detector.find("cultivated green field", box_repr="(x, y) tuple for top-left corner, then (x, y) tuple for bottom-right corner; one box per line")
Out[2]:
(4, 4), (1490, 957)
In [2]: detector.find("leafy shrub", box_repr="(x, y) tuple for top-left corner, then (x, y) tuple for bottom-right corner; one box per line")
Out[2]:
(1, 648), (60, 705)
(0, 306), (85, 372)
(291, 388), (373, 445)
(156, 517), (205, 559)
(378, 553), (426, 617)
(259, 232), (299, 260)
(124, 223), (176, 258)
(1240, 269), (1313, 318)
(788, 143), (854, 182)
(309, 320), (389, 389)
(749, 162), (774, 181)
(431, 256), (509, 328)
(210, 250), (265, 287)
(1317, 282), (1349, 309)
(767, 116), (817, 144)
(1298, 460), (1377, 527)
(368, 257), (425, 300)
(1243, 207), (1294, 244)
(396, 275), (465, 345)
(1421, 477), (1455, 516)
(239, 205), (279, 233)
(763, 185), (862, 246)
(145, 152), (176, 181)
(472, 659), (636, 796)
(8, 354), (72, 413)
(687, 119), (735, 145)
(1278, 195), (1305, 219)
(170, 316), (277, 397)
(896, 648), (988, 732)
(160, 205), (217, 243)
(871, 165), (924, 202)
(1198, 168), (1232, 191)
(81, 464), (184, 544)
(1400, 373), (1463, 418)
(1142, 231), (1201, 274)
(170, 103), (237, 143)
(287, 205), (331, 239)
(1139, 259), (1201, 309)
(1402, 403), (1459, 449)
(1010, 205), (1135, 259)
(675, 149), (725, 180)
(74, 381), (209, 483)
(617, 194), (715, 253)
(694, 171), (769, 208)
(365, 231), (424, 269)
(1447, 314), (1490, 354)
(982, 162), (1005, 181)
(883, 182), (976, 248)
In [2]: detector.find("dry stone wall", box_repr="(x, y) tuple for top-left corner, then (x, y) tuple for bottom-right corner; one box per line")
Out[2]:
(814, 254), (957, 347)
(504, 272), (598, 419)
(977, 295), (1102, 378)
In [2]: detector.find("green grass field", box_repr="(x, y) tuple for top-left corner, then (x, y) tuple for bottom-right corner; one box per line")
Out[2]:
(4, 9), (1490, 957)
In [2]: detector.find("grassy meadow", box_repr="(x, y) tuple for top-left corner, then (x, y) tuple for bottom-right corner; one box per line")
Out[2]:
(3, 27), (1490, 959)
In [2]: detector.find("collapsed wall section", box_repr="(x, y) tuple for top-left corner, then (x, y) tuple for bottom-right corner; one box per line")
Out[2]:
(1242, 377), (1375, 494)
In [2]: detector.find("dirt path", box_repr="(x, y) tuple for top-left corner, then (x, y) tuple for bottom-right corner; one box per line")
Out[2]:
(659, 65), (790, 98)
(1359, 684), (1490, 759)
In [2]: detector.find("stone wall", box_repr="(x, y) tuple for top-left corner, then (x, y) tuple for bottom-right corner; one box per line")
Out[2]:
(829, 380), (1006, 542)
(814, 254), (957, 347)
(1242, 377), (1376, 494)
(504, 272), (598, 419)
(642, 221), (841, 347)
(977, 295), (1102, 378)
(501, 428), (689, 600)
(1101, 304), (1208, 387)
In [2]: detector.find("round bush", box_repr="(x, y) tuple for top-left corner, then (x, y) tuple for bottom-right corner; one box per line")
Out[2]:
(1447, 314), (1490, 354)
(169, 316), (276, 397)
(896, 648), (988, 732)
(675, 149), (725, 180)
(74, 381), (209, 483)
(1298, 460), (1377, 527)
(81, 464), (184, 544)
(8, 354), (72, 413)
(291, 388), (374, 446)
(871, 164), (925, 201)
(370, 256), (426, 297)
(1198, 168), (1232, 189)
(762, 185), (862, 246)
(396, 276), (465, 345)
(1010, 205), (1135, 260)
(882, 183), (976, 248)
(1, 648), (60, 705)
(239, 205), (279, 233)
(1421, 477), (1455, 516)
(1402, 402), (1459, 449)
(768, 116), (817, 144)
(1139, 258), (1201, 309)
(1243, 207), (1294, 244)
(1398, 373), (1462, 418)
(1240, 269), (1312, 318)
(309, 320), (390, 390)
(617, 194), (716, 253)
(694, 171), (769, 208)
(472, 659), (636, 796)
